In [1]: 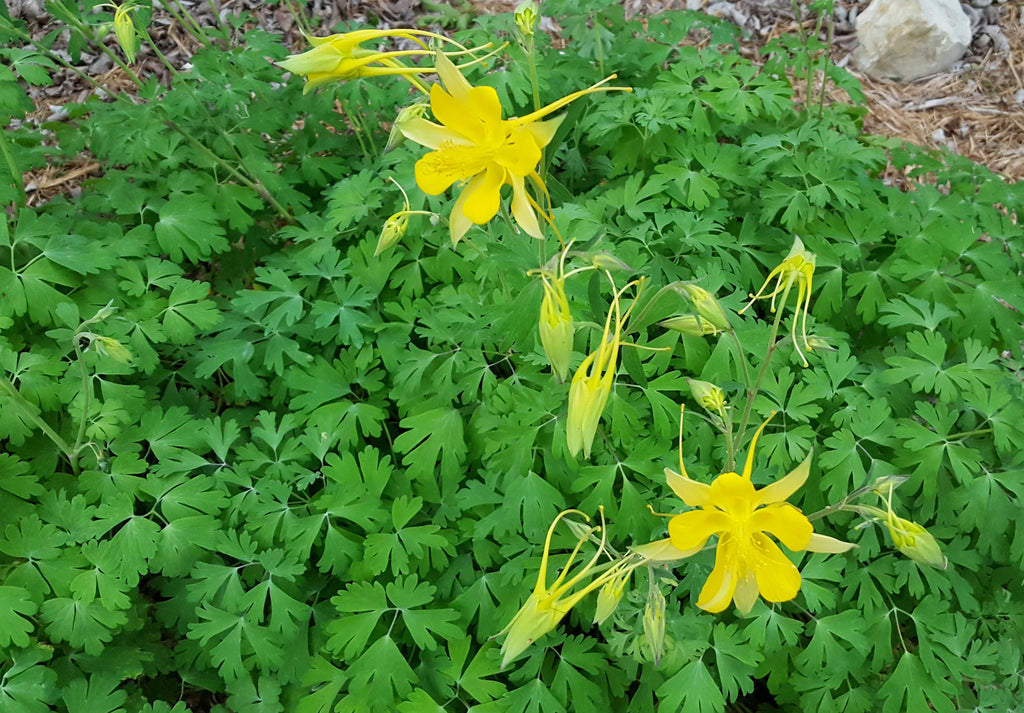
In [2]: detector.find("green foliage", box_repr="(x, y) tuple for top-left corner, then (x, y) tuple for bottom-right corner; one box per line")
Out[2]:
(1, 1), (1023, 712)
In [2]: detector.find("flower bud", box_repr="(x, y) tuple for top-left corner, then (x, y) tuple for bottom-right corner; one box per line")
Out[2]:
(678, 284), (731, 332)
(539, 277), (573, 382)
(589, 252), (633, 273)
(643, 589), (666, 666)
(659, 314), (720, 337)
(687, 378), (726, 414)
(94, 336), (132, 364)
(385, 102), (429, 154)
(885, 514), (948, 569)
(375, 212), (410, 256)
(515, 0), (539, 37)
(593, 568), (631, 625)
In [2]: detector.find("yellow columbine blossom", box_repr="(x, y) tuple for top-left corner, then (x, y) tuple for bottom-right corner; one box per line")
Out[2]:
(566, 278), (640, 459)
(538, 274), (574, 382)
(99, 2), (140, 64)
(739, 236), (816, 367)
(400, 51), (629, 245)
(497, 508), (637, 669)
(666, 414), (854, 615)
(278, 29), (452, 94)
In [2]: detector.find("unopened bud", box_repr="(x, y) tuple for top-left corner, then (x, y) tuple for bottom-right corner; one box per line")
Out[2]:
(659, 314), (720, 337)
(539, 278), (573, 382)
(110, 3), (140, 64)
(515, 0), (539, 37)
(687, 378), (726, 414)
(677, 284), (731, 331)
(593, 568), (631, 625)
(94, 336), (132, 364)
(886, 514), (947, 569)
(643, 589), (666, 666)
(375, 212), (410, 256)
(590, 252), (633, 273)
(385, 102), (429, 154)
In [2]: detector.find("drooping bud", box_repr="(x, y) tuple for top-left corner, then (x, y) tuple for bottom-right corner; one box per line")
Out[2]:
(385, 102), (430, 154)
(375, 212), (410, 256)
(885, 514), (948, 569)
(659, 314), (720, 337)
(111, 3), (140, 65)
(539, 277), (574, 382)
(94, 336), (133, 364)
(593, 567), (631, 625)
(677, 284), (731, 332)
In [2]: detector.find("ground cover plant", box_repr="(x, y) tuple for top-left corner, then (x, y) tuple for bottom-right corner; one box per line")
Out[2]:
(2, 1), (1024, 711)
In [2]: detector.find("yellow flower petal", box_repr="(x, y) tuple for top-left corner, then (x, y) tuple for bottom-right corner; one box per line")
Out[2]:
(805, 533), (858, 553)
(509, 173), (542, 239)
(461, 164), (505, 224)
(749, 503), (813, 551)
(754, 452), (812, 507)
(697, 534), (739, 613)
(665, 468), (713, 507)
(732, 573), (760, 616)
(668, 510), (730, 551)
(749, 533), (802, 603)
(398, 117), (462, 150)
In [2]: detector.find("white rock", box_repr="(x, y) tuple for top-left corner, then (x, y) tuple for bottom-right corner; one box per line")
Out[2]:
(854, 0), (972, 81)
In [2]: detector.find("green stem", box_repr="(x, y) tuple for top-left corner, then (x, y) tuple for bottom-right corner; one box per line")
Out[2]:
(165, 121), (294, 223)
(722, 405), (737, 472)
(525, 34), (541, 112)
(592, 12), (605, 77)
(0, 375), (76, 468)
(0, 129), (25, 220)
(70, 336), (92, 475)
(817, 5), (834, 118)
(736, 288), (789, 443)
(948, 428), (993, 441)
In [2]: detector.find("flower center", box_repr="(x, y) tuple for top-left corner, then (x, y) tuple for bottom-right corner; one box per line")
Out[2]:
(420, 140), (498, 182)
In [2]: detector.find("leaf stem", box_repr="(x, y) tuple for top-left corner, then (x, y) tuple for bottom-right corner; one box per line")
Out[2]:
(0, 374), (76, 470)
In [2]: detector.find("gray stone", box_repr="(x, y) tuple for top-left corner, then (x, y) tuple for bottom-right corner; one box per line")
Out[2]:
(854, 0), (972, 81)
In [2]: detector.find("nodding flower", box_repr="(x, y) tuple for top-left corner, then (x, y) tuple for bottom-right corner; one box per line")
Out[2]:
(496, 508), (640, 669)
(565, 277), (642, 459)
(740, 237), (816, 367)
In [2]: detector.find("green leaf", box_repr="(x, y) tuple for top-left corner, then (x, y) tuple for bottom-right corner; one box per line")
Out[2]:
(60, 674), (127, 713)
(656, 660), (725, 713)
(0, 649), (58, 713)
(39, 598), (127, 656)
(877, 653), (956, 713)
(343, 636), (416, 711)
(153, 194), (229, 262)
(0, 587), (36, 648)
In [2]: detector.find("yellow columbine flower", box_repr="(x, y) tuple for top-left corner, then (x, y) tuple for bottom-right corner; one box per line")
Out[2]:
(399, 51), (629, 245)
(496, 508), (636, 669)
(666, 414), (854, 616)
(278, 29), (450, 94)
(99, 2), (140, 64)
(566, 278), (640, 459)
(538, 275), (573, 383)
(739, 236), (816, 367)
